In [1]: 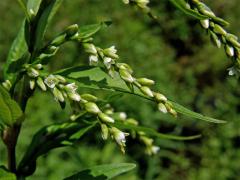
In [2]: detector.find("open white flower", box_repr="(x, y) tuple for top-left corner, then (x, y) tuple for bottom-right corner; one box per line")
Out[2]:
(44, 75), (58, 88)
(89, 55), (99, 66)
(151, 146), (160, 154)
(103, 57), (113, 69)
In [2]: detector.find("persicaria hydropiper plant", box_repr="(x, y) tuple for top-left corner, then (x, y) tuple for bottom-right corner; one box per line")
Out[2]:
(0, 0), (238, 179)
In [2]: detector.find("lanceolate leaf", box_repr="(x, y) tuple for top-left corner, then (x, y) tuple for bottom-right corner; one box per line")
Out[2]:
(4, 21), (28, 81)
(56, 65), (226, 123)
(169, 0), (207, 20)
(0, 86), (23, 127)
(34, 0), (63, 49)
(18, 121), (97, 176)
(78, 21), (112, 39)
(64, 163), (136, 180)
(114, 122), (201, 140)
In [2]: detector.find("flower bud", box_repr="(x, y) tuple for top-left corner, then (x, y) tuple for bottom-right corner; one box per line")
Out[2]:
(117, 63), (133, 74)
(51, 34), (66, 46)
(225, 45), (234, 57)
(34, 64), (43, 70)
(137, 78), (155, 86)
(122, 0), (129, 4)
(210, 31), (221, 48)
(2, 80), (12, 91)
(200, 19), (209, 29)
(100, 124), (109, 140)
(37, 77), (47, 91)
(110, 127), (129, 153)
(81, 94), (98, 102)
(213, 24), (227, 36)
(65, 24), (79, 37)
(54, 75), (66, 83)
(158, 103), (168, 114)
(84, 102), (101, 114)
(98, 113), (115, 123)
(126, 118), (139, 125)
(67, 92), (81, 102)
(27, 68), (39, 78)
(53, 87), (65, 102)
(140, 86), (154, 97)
(119, 69), (134, 83)
(83, 43), (97, 54)
(45, 45), (58, 55)
(154, 93), (167, 102)
(103, 46), (119, 59)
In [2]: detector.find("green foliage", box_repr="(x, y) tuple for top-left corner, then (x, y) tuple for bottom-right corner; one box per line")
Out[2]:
(64, 163), (136, 180)
(0, 0), (239, 179)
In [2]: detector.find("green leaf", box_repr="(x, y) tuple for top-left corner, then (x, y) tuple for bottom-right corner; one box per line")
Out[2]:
(4, 21), (28, 81)
(170, 101), (226, 123)
(114, 122), (201, 140)
(0, 86), (23, 127)
(169, 0), (208, 20)
(0, 166), (16, 180)
(34, 0), (63, 49)
(18, 121), (97, 176)
(78, 21), (112, 39)
(56, 66), (226, 124)
(64, 163), (136, 180)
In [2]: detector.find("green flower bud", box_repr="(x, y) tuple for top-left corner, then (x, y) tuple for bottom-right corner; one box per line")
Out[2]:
(53, 87), (65, 102)
(45, 45), (58, 54)
(140, 86), (154, 97)
(210, 31), (221, 48)
(65, 24), (79, 37)
(84, 102), (101, 114)
(2, 80), (12, 91)
(119, 69), (134, 83)
(34, 64), (43, 70)
(27, 68), (39, 78)
(126, 118), (139, 125)
(98, 113), (115, 123)
(51, 34), (66, 46)
(154, 93), (167, 102)
(83, 43), (97, 54)
(100, 124), (109, 140)
(213, 24), (227, 36)
(37, 77), (47, 91)
(226, 34), (240, 48)
(81, 94), (98, 102)
(117, 63), (133, 74)
(137, 78), (155, 86)
(55, 75), (66, 83)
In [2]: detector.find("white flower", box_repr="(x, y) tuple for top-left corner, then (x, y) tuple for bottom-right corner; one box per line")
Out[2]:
(111, 127), (129, 147)
(227, 66), (240, 76)
(89, 55), (99, 66)
(151, 146), (160, 154)
(103, 57), (113, 69)
(44, 75), (58, 89)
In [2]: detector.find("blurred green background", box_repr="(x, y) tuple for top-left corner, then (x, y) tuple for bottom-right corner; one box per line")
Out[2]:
(0, 0), (240, 179)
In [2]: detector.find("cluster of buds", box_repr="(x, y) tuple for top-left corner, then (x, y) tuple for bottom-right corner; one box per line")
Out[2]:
(83, 43), (119, 77)
(187, 0), (240, 76)
(100, 104), (160, 155)
(122, 0), (150, 12)
(24, 64), (81, 103)
(139, 135), (160, 155)
(34, 24), (80, 64)
(83, 43), (177, 116)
